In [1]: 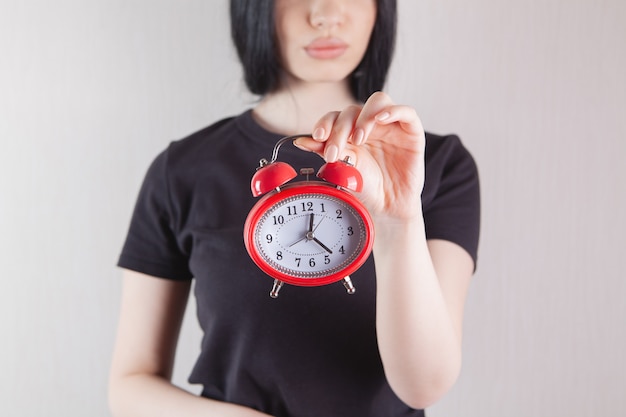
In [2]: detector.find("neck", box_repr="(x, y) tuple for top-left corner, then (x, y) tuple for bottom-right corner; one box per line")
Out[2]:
(252, 77), (359, 136)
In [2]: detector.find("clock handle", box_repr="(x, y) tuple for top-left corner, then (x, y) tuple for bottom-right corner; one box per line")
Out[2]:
(251, 134), (314, 197)
(269, 134), (313, 163)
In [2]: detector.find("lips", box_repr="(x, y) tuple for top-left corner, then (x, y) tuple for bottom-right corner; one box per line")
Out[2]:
(305, 38), (348, 59)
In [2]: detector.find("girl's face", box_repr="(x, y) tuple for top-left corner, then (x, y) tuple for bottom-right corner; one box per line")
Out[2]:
(274, 0), (377, 87)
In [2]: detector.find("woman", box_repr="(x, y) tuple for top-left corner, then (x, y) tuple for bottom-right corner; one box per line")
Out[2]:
(109, 1), (480, 416)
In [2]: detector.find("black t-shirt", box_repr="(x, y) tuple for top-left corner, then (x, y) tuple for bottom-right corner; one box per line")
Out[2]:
(118, 110), (480, 417)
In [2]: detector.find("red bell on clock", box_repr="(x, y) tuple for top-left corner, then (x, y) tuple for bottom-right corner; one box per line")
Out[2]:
(316, 160), (363, 192)
(251, 161), (297, 197)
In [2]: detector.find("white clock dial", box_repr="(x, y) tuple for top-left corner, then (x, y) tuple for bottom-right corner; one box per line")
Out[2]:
(253, 193), (367, 279)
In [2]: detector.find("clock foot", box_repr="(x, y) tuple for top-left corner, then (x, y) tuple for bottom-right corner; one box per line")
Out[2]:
(342, 276), (356, 294)
(270, 279), (284, 298)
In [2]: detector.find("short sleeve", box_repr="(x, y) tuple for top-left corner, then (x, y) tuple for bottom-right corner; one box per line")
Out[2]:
(117, 148), (193, 280)
(423, 135), (481, 267)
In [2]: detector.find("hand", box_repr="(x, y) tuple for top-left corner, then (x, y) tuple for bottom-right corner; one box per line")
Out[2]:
(294, 92), (426, 221)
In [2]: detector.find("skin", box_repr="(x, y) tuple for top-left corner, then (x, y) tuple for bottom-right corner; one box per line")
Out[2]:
(275, 0), (376, 85)
(294, 92), (473, 408)
(109, 1), (475, 415)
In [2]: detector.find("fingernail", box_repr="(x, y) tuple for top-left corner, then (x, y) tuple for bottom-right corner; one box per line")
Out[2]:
(325, 144), (339, 162)
(376, 111), (390, 121)
(293, 139), (307, 150)
(353, 128), (365, 145)
(312, 127), (325, 140)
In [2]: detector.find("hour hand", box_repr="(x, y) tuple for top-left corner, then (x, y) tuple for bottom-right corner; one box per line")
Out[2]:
(312, 237), (333, 254)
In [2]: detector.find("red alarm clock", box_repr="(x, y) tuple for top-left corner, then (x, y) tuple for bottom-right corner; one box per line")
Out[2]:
(244, 135), (375, 298)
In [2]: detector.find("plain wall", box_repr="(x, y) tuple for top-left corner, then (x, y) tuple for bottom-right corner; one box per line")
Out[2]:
(1, 0), (624, 416)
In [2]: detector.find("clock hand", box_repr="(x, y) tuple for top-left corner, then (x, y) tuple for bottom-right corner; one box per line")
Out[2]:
(312, 215), (325, 232)
(288, 236), (307, 247)
(305, 214), (332, 253)
(291, 214), (333, 252)
(290, 214), (315, 247)
(288, 214), (317, 247)
(312, 237), (333, 254)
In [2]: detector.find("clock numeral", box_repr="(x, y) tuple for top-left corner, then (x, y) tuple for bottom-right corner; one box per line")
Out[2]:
(295, 257), (302, 267)
(266, 234), (273, 243)
(324, 255), (330, 265)
(336, 209), (343, 219)
(287, 205), (297, 216)
(309, 258), (316, 267)
(276, 251), (283, 260)
(273, 215), (285, 225)
(299, 201), (327, 213)
(339, 246), (346, 255)
(347, 226), (354, 236)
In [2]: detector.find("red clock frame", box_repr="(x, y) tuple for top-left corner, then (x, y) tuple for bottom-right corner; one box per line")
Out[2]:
(244, 181), (375, 287)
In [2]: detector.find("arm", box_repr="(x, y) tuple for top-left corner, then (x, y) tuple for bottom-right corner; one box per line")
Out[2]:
(109, 269), (272, 417)
(293, 91), (475, 409)
(373, 223), (473, 409)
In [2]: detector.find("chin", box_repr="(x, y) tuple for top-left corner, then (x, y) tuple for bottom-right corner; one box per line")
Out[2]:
(299, 68), (356, 84)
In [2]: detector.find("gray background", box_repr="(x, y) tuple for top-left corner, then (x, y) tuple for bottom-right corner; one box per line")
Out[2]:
(1, 0), (624, 416)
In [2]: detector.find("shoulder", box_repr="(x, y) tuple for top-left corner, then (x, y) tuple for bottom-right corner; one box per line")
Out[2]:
(162, 109), (278, 172)
(166, 114), (240, 162)
(423, 132), (479, 195)
(422, 132), (481, 264)
(135, 113), (246, 202)
(425, 132), (477, 172)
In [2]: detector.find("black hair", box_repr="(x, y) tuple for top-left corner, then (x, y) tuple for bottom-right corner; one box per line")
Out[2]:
(230, 0), (397, 102)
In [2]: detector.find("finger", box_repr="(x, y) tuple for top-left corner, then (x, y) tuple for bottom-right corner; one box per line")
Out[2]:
(352, 91), (394, 144)
(379, 105), (426, 153)
(292, 136), (325, 154)
(375, 105), (423, 131)
(324, 105), (361, 162)
(311, 111), (340, 141)
(355, 92), (424, 143)
(292, 136), (358, 165)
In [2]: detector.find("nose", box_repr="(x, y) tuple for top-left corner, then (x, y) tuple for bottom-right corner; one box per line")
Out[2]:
(309, 0), (345, 30)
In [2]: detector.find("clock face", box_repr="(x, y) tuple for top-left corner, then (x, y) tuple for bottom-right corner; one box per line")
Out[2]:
(245, 183), (373, 286)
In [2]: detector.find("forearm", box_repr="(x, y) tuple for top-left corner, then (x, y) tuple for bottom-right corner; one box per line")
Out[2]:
(373, 217), (462, 409)
(109, 374), (272, 417)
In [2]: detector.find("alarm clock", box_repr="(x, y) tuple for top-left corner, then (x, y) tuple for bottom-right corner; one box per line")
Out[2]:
(243, 135), (375, 298)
